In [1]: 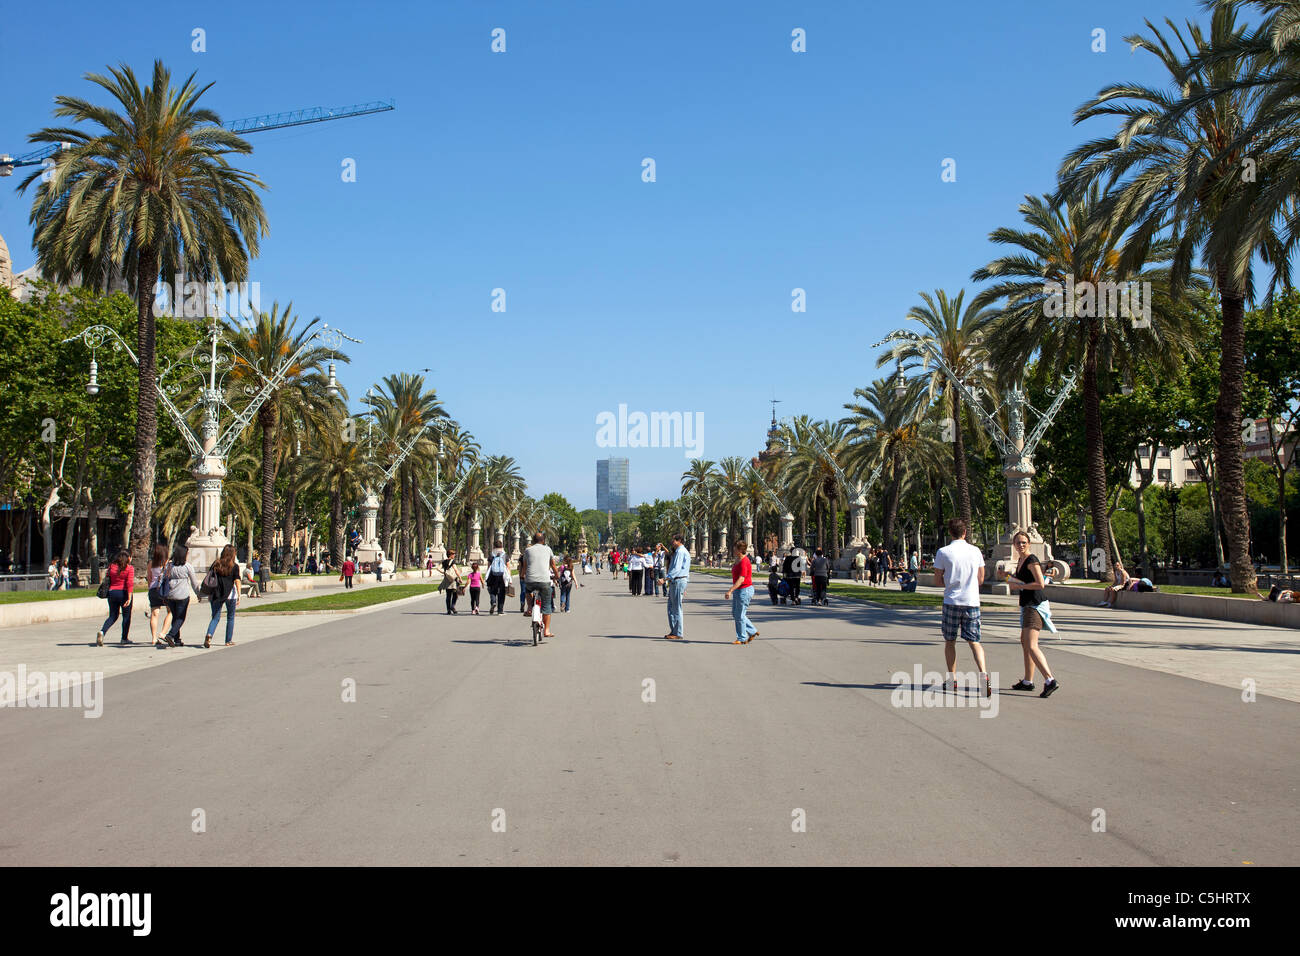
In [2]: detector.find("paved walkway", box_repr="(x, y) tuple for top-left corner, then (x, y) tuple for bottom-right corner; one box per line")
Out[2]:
(0, 572), (1295, 865)
(0, 572), (437, 684)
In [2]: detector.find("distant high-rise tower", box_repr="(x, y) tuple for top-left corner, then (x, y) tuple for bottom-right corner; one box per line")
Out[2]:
(596, 457), (630, 514)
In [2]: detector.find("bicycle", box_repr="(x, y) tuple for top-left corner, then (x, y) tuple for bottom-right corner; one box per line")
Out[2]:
(530, 588), (543, 645)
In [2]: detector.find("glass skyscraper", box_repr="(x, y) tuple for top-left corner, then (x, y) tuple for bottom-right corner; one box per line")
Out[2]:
(596, 457), (630, 514)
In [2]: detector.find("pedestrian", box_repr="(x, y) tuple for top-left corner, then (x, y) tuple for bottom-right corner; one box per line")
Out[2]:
(725, 539), (760, 645)
(559, 556), (575, 612)
(810, 547), (831, 606)
(95, 549), (135, 646)
(441, 549), (463, 614)
(468, 561), (483, 615)
(665, 532), (691, 640)
(852, 549), (866, 583)
(767, 561), (781, 605)
(341, 555), (356, 589)
(522, 532), (558, 638)
(146, 543), (172, 646)
(374, 556), (383, 582)
(629, 548), (645, 596)
(932, 518), (992, 697)
(909, 550), (919, 574)
(161, 545), (203, 647)
(202, 544), (242, 648)
(60, 559), (71, 591)
(1005, 531), (1060, 697)
(251, 553), (262, 593)
(781, 548), (804, 605)
(47, 559), (59, 590)
(486, 539), (509, 615)
(610, 548), (621, 581)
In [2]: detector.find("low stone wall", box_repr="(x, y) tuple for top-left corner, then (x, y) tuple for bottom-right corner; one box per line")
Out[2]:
(1043, 584), (1300, 629)
(910, 571), (1300, 630)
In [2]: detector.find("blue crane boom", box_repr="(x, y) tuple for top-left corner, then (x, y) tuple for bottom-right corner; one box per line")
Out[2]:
(0, 99), (395, 175)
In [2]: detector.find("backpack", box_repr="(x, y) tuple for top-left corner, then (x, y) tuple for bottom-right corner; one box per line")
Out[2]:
(199, 564), (219, 599)
(158, 562), (174, 599)
(490, 551), (507, 575)
(778, 580), (791, 597)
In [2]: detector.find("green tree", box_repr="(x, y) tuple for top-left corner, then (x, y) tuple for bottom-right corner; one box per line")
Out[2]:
(20, 61), (268, 570)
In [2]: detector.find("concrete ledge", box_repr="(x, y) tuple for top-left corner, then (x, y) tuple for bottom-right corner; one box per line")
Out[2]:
(912, 572), (1300, 629)
(1043, 584), (1300, 629)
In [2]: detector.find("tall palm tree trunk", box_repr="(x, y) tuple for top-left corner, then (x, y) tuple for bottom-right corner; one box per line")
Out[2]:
(282, 459), (298, 567)
(259, 405), (278, 568)
(399, 464), (412, 567)
(128, 247), (159, 573)
(329, 489), (343, 569)
(1082, 325), (1113, 582)
(1214, 276), (1254, 591)
(951, 390), (972, 529)
(381, 484), (394, 556)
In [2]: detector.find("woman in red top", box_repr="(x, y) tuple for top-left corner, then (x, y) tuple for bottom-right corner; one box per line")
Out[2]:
(724, 540), (760, 645)
(96, 549), (135, 646)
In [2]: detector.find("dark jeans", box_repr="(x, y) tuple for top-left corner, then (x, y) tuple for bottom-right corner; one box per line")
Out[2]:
(768, 581), (780, 605)
(165, 598), (190, 640)
(445, 586), (459, 612)
(344, 574), (353, 589)
(560, 582), (572, 611)
(206, 596), (237, 643)
(783, 577), (801, 604)
(630, 569), (643, 595)
(469, 586), (481, 610)
(101, 589), (132, 640)
(487, 572), (506, 612)
(812, 575), (829, 604)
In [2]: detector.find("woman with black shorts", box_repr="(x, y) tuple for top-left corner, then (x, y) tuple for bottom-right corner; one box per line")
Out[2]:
(1005, 531), (1060, 698)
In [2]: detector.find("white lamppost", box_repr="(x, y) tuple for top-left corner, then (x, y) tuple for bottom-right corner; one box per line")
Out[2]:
(65, 319), (359, 570)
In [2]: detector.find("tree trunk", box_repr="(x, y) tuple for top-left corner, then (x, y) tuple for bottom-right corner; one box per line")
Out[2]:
(1213, 274), (1256, 591)
(128, 246), (160, 573)
(1135, 483), (1148, 575)
(329, 489), (343, 569)
(399, 464), (412, 567)
(1082, 322), (1114, 582)
(258, 402), (279, 570)
(281, 458), (298, 568)
(381, 483), (394, 557)
(951, 389), (972, 529)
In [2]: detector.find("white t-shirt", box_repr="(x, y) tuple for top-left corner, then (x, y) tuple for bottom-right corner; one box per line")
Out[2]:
(934, 538), (984, 607)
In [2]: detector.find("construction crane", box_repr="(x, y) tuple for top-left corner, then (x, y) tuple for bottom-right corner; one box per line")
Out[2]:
(1, 100), (395, 176)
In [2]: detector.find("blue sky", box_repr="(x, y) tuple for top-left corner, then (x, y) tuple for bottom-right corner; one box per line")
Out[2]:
(2, 0), (1206, 508)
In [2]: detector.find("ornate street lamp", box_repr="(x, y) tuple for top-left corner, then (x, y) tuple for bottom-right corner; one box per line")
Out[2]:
(65, 318), (360, 569)
(875, 329), (1079, 582)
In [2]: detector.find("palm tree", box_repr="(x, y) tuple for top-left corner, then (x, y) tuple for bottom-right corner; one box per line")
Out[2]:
(1056, 6), (1272, 589)
(681, 460), (718, 554)
(782, 420), (851, 552)
(880, 289), (996, 531)
(299, 409), (370, 569)
(842, 380), (946, 551)
(225, 303), (345, 571)
(364, 373), (446, 566)
(972, 187), (1193, 580)
(20, 60), (268, 570)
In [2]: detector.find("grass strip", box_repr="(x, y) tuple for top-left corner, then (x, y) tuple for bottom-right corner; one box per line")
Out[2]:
(243, 582), (444, 613)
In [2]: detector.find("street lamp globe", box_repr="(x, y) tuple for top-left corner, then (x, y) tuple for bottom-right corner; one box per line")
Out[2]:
(85, 358), (100, 396)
